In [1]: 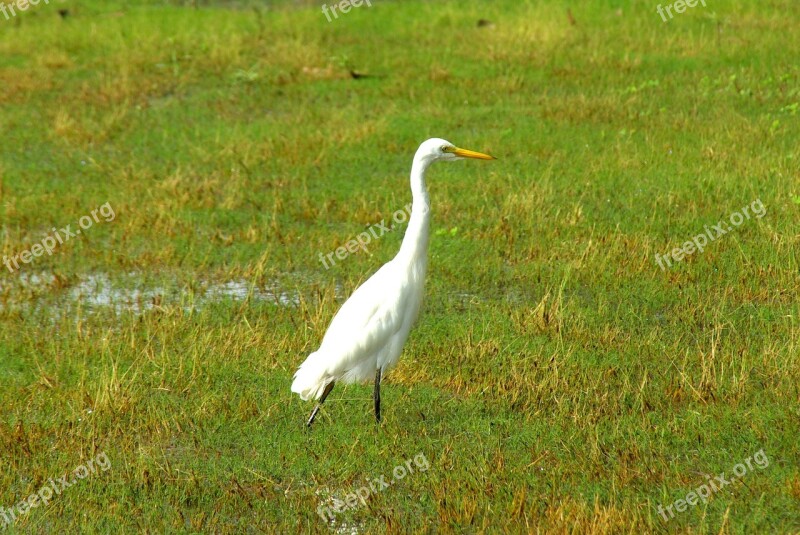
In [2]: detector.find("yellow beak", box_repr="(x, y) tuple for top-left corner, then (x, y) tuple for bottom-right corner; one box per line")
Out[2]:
(452, 147), (496, 160)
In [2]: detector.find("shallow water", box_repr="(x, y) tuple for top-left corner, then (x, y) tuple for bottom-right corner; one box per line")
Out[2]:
(0, 270), (491, 322)
(0, 271), (304, 318)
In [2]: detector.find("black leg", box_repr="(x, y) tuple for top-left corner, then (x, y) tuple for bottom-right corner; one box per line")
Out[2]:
(306, 380), (335, 428)
(374, 368), (382, 423)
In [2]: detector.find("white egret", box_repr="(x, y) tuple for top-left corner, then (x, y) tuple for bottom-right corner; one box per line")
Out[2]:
(291, 138), (495, 427)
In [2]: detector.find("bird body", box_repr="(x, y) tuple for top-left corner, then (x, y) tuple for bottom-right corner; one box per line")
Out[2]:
(291, 252), (426, 399)
(291, 138), (494, 426)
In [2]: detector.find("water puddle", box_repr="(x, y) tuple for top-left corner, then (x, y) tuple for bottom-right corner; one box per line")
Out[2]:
(201, 279), (300, 307)
(0, 271), (304, 318)
(1, 269), (486, 321)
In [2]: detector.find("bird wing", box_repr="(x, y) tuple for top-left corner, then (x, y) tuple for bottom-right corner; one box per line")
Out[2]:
(318, 260), (409, 376)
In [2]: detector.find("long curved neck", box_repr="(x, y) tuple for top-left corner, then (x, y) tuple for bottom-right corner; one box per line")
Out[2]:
(396, 156), (431, 264)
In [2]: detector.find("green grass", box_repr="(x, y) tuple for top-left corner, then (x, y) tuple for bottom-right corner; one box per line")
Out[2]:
(1, 0), (799, 532)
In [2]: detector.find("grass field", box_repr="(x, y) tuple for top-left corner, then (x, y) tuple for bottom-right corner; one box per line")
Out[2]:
(1, 0), (799, 532)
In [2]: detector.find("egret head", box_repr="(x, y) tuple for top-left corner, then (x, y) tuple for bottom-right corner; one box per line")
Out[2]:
(416, 137), (495, 165)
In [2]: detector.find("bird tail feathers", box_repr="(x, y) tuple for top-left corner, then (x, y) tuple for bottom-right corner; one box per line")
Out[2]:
(291, 351), (332, 401)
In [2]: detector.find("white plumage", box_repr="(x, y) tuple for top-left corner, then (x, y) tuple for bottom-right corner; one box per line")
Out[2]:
(291, 138), (494, 426)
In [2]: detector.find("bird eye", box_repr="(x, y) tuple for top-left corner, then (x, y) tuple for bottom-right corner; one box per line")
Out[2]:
(441, 145), (448, 152)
